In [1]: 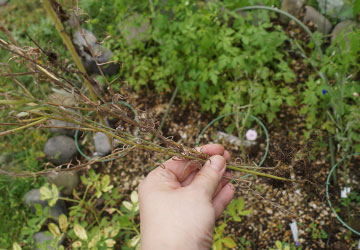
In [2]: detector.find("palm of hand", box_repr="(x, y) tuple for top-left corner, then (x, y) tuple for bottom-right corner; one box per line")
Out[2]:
(139, 144), (234, 250)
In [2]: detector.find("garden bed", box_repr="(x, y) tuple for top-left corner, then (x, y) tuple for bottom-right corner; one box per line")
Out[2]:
(0, 0), (359, 249)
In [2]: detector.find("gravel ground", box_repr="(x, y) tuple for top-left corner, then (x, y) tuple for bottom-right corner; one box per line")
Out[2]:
(72, 86), (360, 249)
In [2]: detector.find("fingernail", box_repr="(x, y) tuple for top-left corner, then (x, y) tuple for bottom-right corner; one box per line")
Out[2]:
(209, 155), (225, 171)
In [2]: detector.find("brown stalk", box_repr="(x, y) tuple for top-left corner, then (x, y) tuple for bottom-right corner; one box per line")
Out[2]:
(0, 4), (296, 183)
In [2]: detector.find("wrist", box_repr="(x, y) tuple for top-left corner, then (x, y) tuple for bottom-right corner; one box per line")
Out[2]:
(141, 227), (213, 250)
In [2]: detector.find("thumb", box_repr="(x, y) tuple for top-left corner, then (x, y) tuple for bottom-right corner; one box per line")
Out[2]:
(190, 155), (226, 198)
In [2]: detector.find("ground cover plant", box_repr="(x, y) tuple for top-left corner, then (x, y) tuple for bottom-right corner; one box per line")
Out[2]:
(0, 0), (360, 249)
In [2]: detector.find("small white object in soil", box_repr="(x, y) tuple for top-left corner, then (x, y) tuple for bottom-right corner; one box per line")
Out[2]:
(340, 187), (351, 198)
(265, 208), (273, 215)
(309, 202), (317, 209)
(245, 129), (257, 141)
(216, 131), (256, 147)
(290, 221), (299, 244)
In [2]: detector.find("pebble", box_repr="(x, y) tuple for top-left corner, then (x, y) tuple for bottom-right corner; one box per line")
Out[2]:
(131, 179), (137, 187)
(303, 6), (332, 35)
(46, 171), (79, 195)
(72, 29), (119, 76)
(318, 0), (352, 19)
(265, 208), (273, 215)
(47, 92), (79, 135)
(331, 20), (358, 44)
(280, 0), (306, 23)
(44, 135), (77, 165)
(34, 231), (65, 250)
(309, 202), (317, 209)
(49, 118), (79, 136)
(24, 189), (67, 221)
(94, 132), (112, 156)
(48, 91), (77, 106)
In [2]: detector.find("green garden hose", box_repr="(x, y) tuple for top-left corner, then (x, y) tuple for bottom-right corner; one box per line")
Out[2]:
(325, 153), (360, 236)
(74, 101), (138, 162)
(196, 112), (269, 179)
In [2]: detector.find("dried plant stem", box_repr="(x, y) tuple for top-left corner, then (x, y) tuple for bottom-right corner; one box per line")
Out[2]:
(0, 118), (47, 136)
(34, 101), (295, 182)
(0, 3), (296, 183)
(0, 104), (294, 182)
(0, 20), (19, 46)
(42, 0), (96, 102)
(40, 112), (296, 182)
(0, 99), (32, 105)
(42, 0), (111, 147)
(226, 165), (293, 182)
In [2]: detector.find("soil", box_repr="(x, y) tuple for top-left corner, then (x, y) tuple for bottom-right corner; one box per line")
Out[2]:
(69, 12), (359, 250)
(74, 83), (360, 249)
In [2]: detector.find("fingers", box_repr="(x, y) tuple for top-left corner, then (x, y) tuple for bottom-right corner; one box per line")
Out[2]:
(180, 170), (197, 187)
(163, 144), (228, 182)
(140, 167), (181, 191)
(213, 171), (232, 197)
(213, 183), (235, 219)
(195, 144), (231, 162)
(190, 155), (226, 198)
(181, 170), (231, 188)
(223, 150), (231, 162)
(163, 160), (200, 182)
(195, 144), (226, 158)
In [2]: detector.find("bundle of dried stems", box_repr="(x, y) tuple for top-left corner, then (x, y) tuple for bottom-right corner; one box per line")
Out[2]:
(0, 0), (295, 183)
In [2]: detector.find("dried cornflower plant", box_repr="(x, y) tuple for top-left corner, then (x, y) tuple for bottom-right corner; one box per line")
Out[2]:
(0, 0), (295, 183)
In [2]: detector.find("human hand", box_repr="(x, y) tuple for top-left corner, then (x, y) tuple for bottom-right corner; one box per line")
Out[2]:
(138, 144), (235, 250)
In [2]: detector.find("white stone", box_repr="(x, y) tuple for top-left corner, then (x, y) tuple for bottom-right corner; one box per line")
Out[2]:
(290, 221), (299, 243)
(340, 187), (351, 198)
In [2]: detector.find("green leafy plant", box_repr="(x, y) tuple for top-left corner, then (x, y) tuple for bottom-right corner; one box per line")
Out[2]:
(212, 197), (252, 249)
(341, 191), (360, 207)
(4, 0), (360, 248)
(225, 197), (252, 222)
(0, 127), (47, 248)
(306, 222), (328, 240)
(301, 28), (360, 152)
(270, 240), (301, 250)
(22, 170), (141, 249)
(103, 0), (297, 122)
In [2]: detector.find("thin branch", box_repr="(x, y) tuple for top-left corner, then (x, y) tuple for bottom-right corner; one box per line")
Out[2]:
(0, 118), (47, 136)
